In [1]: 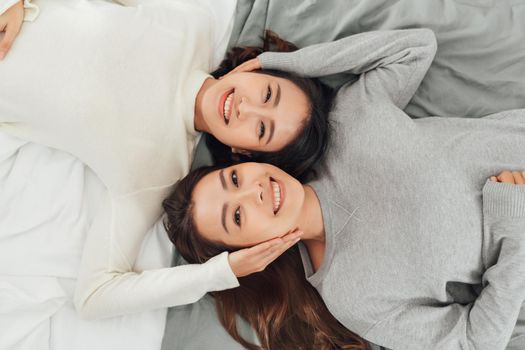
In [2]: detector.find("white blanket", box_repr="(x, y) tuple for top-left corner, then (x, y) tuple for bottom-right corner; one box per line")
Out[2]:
(0, 1), (237, 347)
(0, 131), (172, 350)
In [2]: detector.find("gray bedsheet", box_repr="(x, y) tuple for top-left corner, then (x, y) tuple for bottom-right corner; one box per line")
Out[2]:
(163, 1), (525, 349)
(229, 0), (525, 119)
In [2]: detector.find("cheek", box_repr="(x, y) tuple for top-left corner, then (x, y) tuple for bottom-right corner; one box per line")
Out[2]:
(245, 216), (294, 245)
(222, 126), (256, 149)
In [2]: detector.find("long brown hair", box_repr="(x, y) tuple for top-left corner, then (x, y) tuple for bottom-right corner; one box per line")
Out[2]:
(206, 31), (334, 183)
(163, 166), (370, 350)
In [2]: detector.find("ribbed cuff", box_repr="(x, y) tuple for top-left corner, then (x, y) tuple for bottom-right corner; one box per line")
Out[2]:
(23, 0), (39, 22)
(482, 180), (525, 217)
(258, 51), (297, 72)
(205, 251), (239, 291)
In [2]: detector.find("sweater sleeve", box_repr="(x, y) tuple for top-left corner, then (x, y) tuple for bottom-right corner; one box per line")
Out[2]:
(258, 29), (437, 110)
(363, 180), (525, 350)
(0, 0), (38, 21)
(74, 188), (239, 320)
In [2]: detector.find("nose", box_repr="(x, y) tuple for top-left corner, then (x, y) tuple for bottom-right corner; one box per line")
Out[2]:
(237, 179), (264, 205)
(237, 97), (264, 121)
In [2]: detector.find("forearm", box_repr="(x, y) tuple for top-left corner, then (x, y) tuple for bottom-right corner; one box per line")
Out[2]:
(367, 259), (525, 350)
(465, 240), (525, 349)
(454, 181), (525, 349)
(259, 29), (436, 109)
(74, 191), (238, 320)
(74, 251), (239, 320)
(367, 181), (525, 349)
(258, 29), (436, 79)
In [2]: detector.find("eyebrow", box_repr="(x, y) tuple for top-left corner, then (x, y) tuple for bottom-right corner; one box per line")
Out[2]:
(266, 119), (275, 145)
(219, 170), (229, 234)
(219, 169), (226, 190)
(221, 203), (229, 234)
(273, 83), (281, 107)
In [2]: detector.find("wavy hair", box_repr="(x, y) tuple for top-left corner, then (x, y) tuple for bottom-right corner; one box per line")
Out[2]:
(163, 166), (370, 350)
(206, 31), (334, 182)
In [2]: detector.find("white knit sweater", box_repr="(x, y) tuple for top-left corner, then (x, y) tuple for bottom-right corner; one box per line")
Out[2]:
(0, 0), (239, 319)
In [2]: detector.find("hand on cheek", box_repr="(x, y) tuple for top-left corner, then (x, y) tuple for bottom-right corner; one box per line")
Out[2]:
(228, 229), (304, 277)
(223, 58), (262, 79)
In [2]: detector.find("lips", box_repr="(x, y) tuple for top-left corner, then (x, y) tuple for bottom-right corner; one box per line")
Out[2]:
(219, 89), (234, 125)
(270, 177), (285, 215)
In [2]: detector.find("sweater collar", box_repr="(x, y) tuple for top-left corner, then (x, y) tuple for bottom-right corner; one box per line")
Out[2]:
(298, 180), (354, 287)
(183, 70), (212, 137)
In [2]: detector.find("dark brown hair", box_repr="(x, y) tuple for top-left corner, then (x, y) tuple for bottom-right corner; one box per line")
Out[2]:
(163, 166), (370, 350)
(205, 31), (334, 183)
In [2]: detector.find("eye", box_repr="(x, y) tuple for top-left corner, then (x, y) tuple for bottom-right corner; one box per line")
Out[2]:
(265, 85), (272, 103)
(258, 122), (266, 140)
(231, 170), (238, 187)
(234, 207), (241, 226)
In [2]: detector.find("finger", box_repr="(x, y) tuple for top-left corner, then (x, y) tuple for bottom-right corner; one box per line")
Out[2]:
(512, 171), (525, 185)
(245, 238), (283, 255)
(248, 238), (300, 274)
(261, 237), (300, 264)
(264, 235), (300, 258)
(227, 59), (259, 76)
(282, 230), (304, 241)
(243, 230), (302, 259)
(518, 171), (525, 184)
(0, 24), (21, 60)
(497, 171), (514, 184)
(231, 61), (253, 73)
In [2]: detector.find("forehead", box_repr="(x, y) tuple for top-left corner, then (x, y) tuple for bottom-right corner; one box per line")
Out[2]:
(192, 170), (224, 239)
(267, 75), (311, 148)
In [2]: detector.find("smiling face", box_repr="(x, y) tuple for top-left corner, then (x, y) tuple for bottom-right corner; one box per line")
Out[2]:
(199, 72), (310, 153)
(192, 162), (305, 247)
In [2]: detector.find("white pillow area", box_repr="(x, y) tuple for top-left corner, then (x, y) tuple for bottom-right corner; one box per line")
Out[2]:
(193, 0), (238, 69)
(0, 121), (171, 350)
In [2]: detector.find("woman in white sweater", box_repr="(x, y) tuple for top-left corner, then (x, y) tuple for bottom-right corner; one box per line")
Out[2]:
(0, 0), (332, 319)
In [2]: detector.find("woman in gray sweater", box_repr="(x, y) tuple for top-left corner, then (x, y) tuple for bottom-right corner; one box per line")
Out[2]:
(163, 29), (525, 349)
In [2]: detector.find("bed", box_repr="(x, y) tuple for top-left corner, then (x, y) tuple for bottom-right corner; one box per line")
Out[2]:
(0, 131), (172, 350)
(0, 0), (237, 349)
(163, 1), (525, 349)
(2, 0), (525, 349)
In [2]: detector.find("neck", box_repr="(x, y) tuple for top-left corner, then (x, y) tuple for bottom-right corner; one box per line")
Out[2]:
(297, 185), (325, 242)
(193, 77), (215, 133)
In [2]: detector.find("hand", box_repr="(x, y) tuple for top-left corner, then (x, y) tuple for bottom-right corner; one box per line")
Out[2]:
(0, 0), (24, 60)
(220, 58), (262, 79)
(490, 170), (525, 184)
(228, 229), (303, 277)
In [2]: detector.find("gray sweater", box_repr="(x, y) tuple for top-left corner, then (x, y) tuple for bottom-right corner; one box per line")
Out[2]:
(259, 30), (525, 350)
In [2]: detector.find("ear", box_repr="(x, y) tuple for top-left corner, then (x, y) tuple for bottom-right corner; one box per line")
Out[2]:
(231, 147), (252, 156)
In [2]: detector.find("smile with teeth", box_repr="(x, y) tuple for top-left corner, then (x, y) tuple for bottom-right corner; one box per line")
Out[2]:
(223, 91), (234, 123)
(270, 179), (282, 214)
